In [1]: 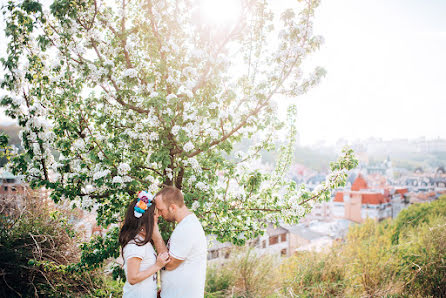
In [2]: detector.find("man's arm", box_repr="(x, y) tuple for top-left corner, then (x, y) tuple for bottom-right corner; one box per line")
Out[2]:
(164, 256), (184, 271)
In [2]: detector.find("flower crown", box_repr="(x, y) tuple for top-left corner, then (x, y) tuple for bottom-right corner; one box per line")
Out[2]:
(134, 190), (154, 218)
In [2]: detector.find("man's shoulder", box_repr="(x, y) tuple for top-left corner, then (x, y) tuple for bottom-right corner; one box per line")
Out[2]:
(176, 213), (203, 229)
(172, 214), (206, 239)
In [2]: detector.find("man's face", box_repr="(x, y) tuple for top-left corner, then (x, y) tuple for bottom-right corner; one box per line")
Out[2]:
(155, 195), (176, 222)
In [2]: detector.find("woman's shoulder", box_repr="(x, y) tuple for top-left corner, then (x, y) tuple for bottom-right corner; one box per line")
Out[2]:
(123, 240), (155, 260)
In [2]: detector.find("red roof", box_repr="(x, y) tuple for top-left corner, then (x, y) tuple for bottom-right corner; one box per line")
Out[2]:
(352, 174), (368, 191)
(395, 188), (408, 195)
(334, 192), (343, 202)
(361, 193), (389, 205)
(333, 191), (390, 205)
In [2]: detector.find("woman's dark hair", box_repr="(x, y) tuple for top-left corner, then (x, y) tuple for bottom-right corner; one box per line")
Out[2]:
(119, 197), (155, 255)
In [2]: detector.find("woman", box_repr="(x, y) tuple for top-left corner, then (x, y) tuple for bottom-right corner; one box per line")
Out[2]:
(119, 191), (170, 297)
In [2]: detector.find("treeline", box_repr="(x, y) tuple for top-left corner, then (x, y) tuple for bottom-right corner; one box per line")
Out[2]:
(206, 196), (446, 297)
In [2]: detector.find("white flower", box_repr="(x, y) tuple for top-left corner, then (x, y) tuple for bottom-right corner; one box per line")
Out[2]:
(234, 151), (244, 159)
(191, 201), (200, 210)
(189, 175), (196, 183)
(72, 139), (85, 151)
(148, 132), (159, 141)
(98, 151), (104, 160)
(166, 94), (177, 100)
(313, 183), (325, 194)
(184, 141), (194, 152)
(295, 205), (305, 217)
(196, 181), (208, 191)
(171, 125), (181, 136)
(118, 162), (131, 175)
(93, 169), (110, 180)
(103, 59), (114, 67)
(208, 129), (219, 139)
(123, 68), (138, 78)
(122, 176), (132, 183)
(112, 176), (123, 183)
(188, 157), (201, 172)
(208, 102), (218, 109)
(178, 85), (193, 98)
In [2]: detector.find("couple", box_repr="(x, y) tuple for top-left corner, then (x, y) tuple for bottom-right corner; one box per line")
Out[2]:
(119, 186), (207, 298)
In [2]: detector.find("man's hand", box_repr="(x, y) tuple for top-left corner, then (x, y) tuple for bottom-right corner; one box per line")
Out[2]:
(164, 255), (184, 271)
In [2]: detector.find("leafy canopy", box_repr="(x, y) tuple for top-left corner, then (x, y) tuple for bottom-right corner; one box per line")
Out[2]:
(1, 0), (357, 269)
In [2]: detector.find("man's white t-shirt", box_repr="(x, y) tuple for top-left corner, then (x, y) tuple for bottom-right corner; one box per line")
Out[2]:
(122, 239), (158, 298)
(161, 213), (207, 298)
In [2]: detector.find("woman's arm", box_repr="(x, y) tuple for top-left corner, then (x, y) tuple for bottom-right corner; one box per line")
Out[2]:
(152, 210), (168, 254)
(126, 252), (170, 285)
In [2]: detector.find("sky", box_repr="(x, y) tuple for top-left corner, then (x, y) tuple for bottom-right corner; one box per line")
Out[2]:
(295, 0), (446, 145)
(0, 0), (445, 146)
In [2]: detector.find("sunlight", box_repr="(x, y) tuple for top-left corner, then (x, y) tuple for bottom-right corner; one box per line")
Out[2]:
(199, 0), (242, 26)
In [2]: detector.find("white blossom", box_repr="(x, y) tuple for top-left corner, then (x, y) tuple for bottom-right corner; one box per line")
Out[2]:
(166, 94), (177, 100)
(72, 139), (85, 151)
(112, 176), (123, 183)
(208, 128), (219, 139)
(189, 175), (197, 183)
(148, 132), (159, 141)
(191, 200), (200, 210)
(123, 68), (138, 78)
(208, 102), (218, 109)
(184, 141), (194, 152)
(118, 162), (131, 175)
(93, 169), (111, 180)
(171, 125), (181, 136)
(196, 181), (208, 191)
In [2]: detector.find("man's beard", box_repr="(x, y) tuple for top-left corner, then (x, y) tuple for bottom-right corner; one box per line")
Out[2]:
(163, 213), (176, 222)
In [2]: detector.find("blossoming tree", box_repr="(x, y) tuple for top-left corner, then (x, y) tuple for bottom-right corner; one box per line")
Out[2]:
(1, 0), (357, 269)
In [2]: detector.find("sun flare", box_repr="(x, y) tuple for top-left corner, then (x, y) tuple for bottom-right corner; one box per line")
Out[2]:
(199, 0), (242, 26)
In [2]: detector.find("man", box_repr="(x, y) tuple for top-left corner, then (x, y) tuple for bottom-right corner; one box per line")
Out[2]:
(153, 186), (207, 298)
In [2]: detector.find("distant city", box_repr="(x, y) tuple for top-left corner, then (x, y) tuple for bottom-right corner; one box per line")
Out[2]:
(208, 136), (446, 262)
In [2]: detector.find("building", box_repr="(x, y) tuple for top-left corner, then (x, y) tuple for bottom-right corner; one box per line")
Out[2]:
(0, 171), (52, 216)
(207, 219), (354, 262)
(332, 174), (392, 223)
(391, 187), (409, 218)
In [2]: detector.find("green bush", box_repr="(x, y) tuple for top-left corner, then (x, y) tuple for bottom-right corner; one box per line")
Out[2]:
(392, 195), (446, 244)
(205, 196), (446, 297)
(398, 215), (446, 297)
(0, 195), (123, 297)
(280, 250), (346, 297)
(206, 248), (280, 298)
(206, 264), (236, 297)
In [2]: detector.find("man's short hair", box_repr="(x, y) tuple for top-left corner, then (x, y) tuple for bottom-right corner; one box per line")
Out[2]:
(156, 186), (184, 207)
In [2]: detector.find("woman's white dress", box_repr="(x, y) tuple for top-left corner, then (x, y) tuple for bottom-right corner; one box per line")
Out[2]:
(122, 238), (157, 298)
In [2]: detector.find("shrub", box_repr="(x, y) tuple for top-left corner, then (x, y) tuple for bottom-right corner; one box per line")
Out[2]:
(398, 215), (446, 297)
(205, 198), (446, 297)
(342, 219), (403, 297)
(392, 195), (446, 244)
(206, 247), (280, 298)
(279, 249), (346, 297)
(205, 264), (236, 297)
(0, 195), (123, 297)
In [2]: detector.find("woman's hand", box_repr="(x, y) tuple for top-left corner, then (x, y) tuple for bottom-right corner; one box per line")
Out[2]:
(156, 252), (170, 268)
